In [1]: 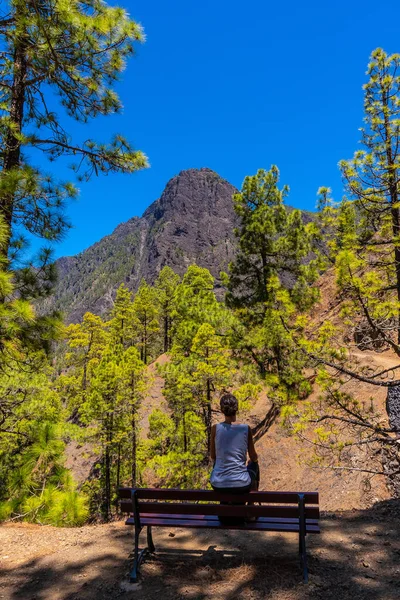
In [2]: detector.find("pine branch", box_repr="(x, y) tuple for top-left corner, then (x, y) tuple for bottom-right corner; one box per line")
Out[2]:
(310, 465), (389, 475)
(309, 352), (400, 387)
(311, 413), (392, 435)
(0, 17), (14, 29)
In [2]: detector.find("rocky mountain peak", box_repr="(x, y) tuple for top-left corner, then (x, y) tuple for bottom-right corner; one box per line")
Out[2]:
(43, 168), (239, 323)
(143, 168), (236, 220)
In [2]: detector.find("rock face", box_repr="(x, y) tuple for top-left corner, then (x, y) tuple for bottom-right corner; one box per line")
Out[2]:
(387, 386), (400, 436)
(140, 167), (239, 287)
(42, 168), (239, 323)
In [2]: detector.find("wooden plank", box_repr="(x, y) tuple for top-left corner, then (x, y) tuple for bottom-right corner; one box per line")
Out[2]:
(133, 513), (320, 525)
(118, 488), (319, 504)
(120, 500), (319, 519)
(124, 516), (320, 533)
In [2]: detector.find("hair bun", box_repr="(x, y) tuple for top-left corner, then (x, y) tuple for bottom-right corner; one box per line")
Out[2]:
(220, 393), (238, 416)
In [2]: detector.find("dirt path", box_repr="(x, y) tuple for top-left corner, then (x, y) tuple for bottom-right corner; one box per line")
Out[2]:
(1, 502), (400, 600)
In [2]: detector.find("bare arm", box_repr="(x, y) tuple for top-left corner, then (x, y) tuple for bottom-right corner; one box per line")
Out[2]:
(210, 424), (216, 462)
(248, 426), (258, 462)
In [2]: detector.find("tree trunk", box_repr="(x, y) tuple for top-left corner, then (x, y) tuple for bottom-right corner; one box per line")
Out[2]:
(143, 316), (147, 364)
(260, 249), (268, 304)
(382, 87), (400, 346)
(121, 317), (124, 347)
(182, 411), (187, 453)
(104, 447), (110, 519)
(131, 411), (136, 486)
(103, 439), (110, 520)
(390, 194), (400, 346)
(392, 216), (400, 345)
(206, 378), (212, 454)
(274, 345), (282, 377)
(130, 374), (137, 486)
(116, 442), (121, 512)
(104, 412), (113, 521)
(1, 16), (28, 259)
(164, 315), (169, 353)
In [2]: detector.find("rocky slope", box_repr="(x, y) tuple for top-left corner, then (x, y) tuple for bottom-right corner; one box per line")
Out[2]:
(43, 168), (239, 323)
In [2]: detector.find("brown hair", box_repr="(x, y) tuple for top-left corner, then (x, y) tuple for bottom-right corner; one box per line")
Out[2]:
(220, 393), (238, 416)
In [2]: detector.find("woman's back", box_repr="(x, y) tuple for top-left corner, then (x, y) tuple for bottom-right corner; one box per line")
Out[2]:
(210, 423), (251, 488)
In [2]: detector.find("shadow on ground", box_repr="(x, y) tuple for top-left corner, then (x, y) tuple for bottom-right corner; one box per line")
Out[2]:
(1, 500), (400, 600)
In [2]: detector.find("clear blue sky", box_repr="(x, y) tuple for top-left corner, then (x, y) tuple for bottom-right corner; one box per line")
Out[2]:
(45, 0), (400, 258)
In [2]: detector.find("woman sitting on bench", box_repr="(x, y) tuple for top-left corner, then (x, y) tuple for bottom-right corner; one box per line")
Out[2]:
(210, 393), (259, 496)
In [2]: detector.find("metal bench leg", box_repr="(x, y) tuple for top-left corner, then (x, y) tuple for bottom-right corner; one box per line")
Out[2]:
(298, 493), (308, 583)
(147, 525), (155, 553)
(128, 488), (156, 583)
(129, 525), (155, 582)
(299, 531), (308, 583)
(130, 523), (142, 582)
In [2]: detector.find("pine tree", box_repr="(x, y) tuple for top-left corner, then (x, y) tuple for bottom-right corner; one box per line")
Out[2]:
(0, 369), (87, 526)
(119, 346), (147, 486)
(190, 323), (234, 452)
(336, 49), (400, 349)
(0, 215), (62, 368)
(146, 408), (208, 489)
(162, 317), (237, 461)
(110, 284), (135, 348)
(64, 312), (108, 411)
(163, 265), (237, 452)
(172, 265), (226, 354)
(155, 266), (181, 352)
(0, 365), (61, 448)
(0, 0), (147, 297)
(132, 280), (160, 364)
(80, 346), (120, 519)
(67, 331), (147, 516)
(225, 166), (318, 401)
(292, 50), (400, 484)
(227, 166), (318, 315)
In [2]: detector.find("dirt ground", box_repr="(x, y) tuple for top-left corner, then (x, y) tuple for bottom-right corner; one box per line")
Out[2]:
(1, 501), (400, 600)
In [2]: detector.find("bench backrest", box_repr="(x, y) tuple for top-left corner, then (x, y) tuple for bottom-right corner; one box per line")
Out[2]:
(119, 488), (320, 521)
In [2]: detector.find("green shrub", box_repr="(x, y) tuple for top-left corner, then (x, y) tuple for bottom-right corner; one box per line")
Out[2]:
(45, 490), (89, 526)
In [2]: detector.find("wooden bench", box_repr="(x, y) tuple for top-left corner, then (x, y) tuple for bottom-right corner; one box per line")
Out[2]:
(119, 488), (320, 583)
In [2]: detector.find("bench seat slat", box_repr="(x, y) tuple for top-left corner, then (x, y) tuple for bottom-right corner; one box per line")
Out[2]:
(125, 516), (320, 533)
(119, 488), (319, 504)
(132, 513), (320, 525)
(120, 500), (319, 519)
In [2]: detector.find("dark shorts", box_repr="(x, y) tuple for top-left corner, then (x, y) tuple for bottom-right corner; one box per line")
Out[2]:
(211, 462), (260, 524)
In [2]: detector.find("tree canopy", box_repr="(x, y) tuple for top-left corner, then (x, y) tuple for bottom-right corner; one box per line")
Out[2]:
(0, 0), (147, 300)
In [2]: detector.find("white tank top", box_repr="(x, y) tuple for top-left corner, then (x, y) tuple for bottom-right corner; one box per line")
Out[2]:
(210, 423), (251, 488)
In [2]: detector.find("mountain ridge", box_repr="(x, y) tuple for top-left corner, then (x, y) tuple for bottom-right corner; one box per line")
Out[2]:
(43, 168), (240, 323)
